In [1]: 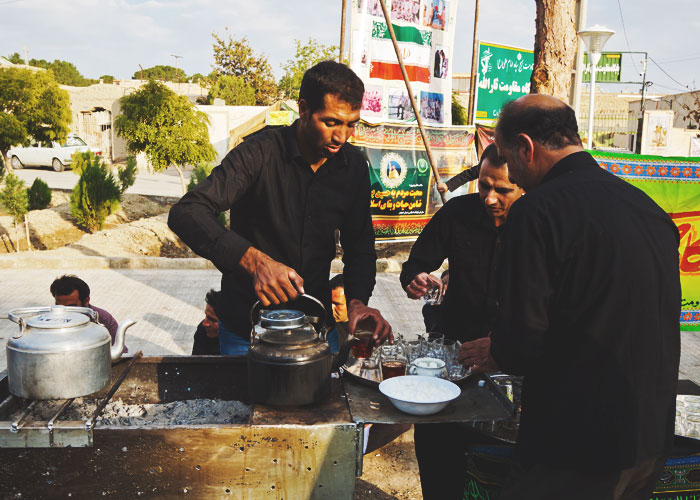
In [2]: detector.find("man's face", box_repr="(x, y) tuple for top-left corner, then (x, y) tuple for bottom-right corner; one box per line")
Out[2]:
(203, 304), (219, 338)
(54, 289), (88, 307)
(478, 158), (524, 227)
(331, 286), (348, 323)
(299, 94), (361, 159)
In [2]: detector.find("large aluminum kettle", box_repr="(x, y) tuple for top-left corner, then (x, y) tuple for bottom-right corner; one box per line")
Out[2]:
(6, 305), (136, 400)
(247, 294), (355, 406)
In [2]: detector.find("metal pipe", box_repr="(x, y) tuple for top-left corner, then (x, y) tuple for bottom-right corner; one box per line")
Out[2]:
(586, 51), (600, 149)
(467, 0), (480, 123)
(377, 0), (447, 204)
(571, 0), (588, 115)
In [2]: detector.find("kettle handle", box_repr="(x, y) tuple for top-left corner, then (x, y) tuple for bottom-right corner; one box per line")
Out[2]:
(8, 306), (98, 324)
(249, 293), (327, 339)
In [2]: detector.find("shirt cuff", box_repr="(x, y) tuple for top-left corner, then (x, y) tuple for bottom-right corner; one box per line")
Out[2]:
(212, 230), (252, 273)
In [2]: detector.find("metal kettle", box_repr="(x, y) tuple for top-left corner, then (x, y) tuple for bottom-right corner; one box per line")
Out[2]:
(6, 305), (136, 400)
(247, 294), (354, 406)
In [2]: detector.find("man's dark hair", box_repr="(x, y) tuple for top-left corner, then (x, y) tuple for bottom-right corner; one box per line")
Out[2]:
(478, 143), (506, 169)
(205, 289), (221, 312)
(50, 275), (90, 302)
(329, 274), (344, 290)
(299, 61), (365, 113)
(496, 98), (582, 151)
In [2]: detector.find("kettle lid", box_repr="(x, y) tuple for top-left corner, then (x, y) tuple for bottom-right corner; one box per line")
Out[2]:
(25, 306), (90, 329)
(260, 309), (306, 330)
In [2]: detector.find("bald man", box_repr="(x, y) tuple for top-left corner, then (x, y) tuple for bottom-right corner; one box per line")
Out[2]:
(462, 94), (680, 499)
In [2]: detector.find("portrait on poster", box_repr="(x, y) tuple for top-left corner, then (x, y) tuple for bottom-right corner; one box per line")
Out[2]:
(643, 111), (673, 155)
(420, 91), (444, 124)
(433, 45), (448, 79)
(423, 0), (448, 30)
(362, 85), (384, 117)
(392, 0), (421, 24)
(388, 88), (416, 121)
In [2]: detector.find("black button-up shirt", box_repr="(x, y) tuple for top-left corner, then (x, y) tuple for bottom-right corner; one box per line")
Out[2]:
(168, 122), (377, 336)
(491, 151), (681, 470)
(400, 194), (502, 342)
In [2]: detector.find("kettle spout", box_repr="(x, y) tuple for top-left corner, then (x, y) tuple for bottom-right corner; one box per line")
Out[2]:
(331, 335), (358, 372)
(111, 319), (136, 362)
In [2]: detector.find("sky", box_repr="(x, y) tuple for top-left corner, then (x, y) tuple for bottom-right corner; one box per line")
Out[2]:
(1, 0), (698, 96)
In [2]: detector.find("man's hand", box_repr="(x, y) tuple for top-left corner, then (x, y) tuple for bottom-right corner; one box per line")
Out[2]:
(437, 182), (449, 194)
(405, 272), (443, 300)
(239, 247), (305, 306)
(348, 299), (393, 345)
(457, 335), (500, 374)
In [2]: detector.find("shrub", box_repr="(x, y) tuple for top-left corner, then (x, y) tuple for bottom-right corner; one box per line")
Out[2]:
(117, 156), (137, 194)
(0, 172), (28, 222)
(188, 162), (226, 226)
(70, 153), (121, 232)
(27, 178), (52, 210)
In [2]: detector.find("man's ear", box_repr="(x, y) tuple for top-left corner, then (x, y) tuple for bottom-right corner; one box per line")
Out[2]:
(516, 133), (535, 164)
(83, 296), (91, 307)
(298, 98), (309, 121)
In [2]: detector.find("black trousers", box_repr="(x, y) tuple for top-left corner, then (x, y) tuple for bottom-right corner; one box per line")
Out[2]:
(414, 423), (498, 500)
(498, 456), (667, 500)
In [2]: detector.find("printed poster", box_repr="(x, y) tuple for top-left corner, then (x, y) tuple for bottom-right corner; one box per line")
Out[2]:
(351, 120), (476, 241)
(350, 0), (459, 125)
(642, 110), (674, 156)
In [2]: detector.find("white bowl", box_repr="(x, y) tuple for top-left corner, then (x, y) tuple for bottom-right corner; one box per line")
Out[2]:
(378, 375), (461, 415)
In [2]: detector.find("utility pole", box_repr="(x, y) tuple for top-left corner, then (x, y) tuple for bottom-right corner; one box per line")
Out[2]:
(466, 0), (480, 124)
(636, 53), (649, 153)
(170, 54), (183, 89)
(339, 0), (347, 64)
(22, 46), (29, 65)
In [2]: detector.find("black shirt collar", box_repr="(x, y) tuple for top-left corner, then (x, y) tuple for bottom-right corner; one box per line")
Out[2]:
(540, 150), (594, 185)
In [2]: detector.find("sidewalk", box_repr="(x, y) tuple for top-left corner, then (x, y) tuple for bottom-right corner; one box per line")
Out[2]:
(0, 270), (424, 372)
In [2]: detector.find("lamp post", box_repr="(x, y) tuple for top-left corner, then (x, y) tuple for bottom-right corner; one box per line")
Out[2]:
(578, 25), (614, 149)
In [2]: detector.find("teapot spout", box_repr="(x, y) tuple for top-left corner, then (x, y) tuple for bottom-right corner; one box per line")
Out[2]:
(111, 320), (136, 362)
(332, 335), (358, 372)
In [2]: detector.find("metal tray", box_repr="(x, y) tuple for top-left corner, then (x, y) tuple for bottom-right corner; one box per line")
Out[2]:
(340, 354), (472, 388)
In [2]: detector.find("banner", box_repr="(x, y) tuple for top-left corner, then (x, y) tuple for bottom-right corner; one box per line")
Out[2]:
(474, 41), (534, 124)
(593, 151), (700, 331)
(350, 0), (459, 125)
(582, 52), (622, 83)
(351, 120), (476, 241)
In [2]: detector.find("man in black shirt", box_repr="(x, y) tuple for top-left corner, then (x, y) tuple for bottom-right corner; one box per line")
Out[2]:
(463, 94), (680, 499)
(400, 143), (523, 500)
(169, 61), (392, 354)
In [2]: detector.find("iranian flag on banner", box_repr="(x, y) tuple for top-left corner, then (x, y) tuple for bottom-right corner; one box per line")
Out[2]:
(370, 21), (432, 83)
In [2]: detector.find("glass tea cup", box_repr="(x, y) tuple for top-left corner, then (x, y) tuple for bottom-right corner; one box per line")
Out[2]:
(351, 329), (375, 359)
(380, 344), (407, 380)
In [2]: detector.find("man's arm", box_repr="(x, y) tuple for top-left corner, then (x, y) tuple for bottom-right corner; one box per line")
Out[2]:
(489, 202), (552, 375)
(168, 140), (304, 306)
(437, 164), (480, 194)
(399, 205), (450, 298)
(339, 157), (392, 344)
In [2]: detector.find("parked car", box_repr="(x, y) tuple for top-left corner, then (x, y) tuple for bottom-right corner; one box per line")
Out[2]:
(8, 135), (102, 172)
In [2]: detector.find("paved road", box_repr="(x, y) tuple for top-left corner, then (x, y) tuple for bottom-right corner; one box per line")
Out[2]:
(0, 270), (425, 373)
(10, 165), (190, 198)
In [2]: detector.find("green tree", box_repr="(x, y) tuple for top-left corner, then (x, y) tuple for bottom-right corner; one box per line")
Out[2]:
(28, 59), (97, 86)
(207, 75), (256, 105)
(27, 178), (52, 210)
(114, 80), (217, 193)
(100, 75), (115, 84)
(0, 68), (72, 169)
(117, 156), (137, 194)
(133, 65), (186, 83)
(0, 172), (28, 251)
(69, 152), (121, 232)
(212, 31), (278, 105)
(279, 39), (338, 100)
(6, 53), (23, 64)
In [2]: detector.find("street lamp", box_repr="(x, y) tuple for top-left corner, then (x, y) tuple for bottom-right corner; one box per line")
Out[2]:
(578, 25), (615, 149)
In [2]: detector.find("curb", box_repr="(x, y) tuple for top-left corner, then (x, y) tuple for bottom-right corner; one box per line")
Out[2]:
(0, 254), (405, 272)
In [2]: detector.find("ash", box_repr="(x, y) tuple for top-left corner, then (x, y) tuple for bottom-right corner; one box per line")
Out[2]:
(13, 398), (250, 426)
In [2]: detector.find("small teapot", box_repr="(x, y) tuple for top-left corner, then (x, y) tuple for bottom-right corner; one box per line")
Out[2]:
(408, 357), (448, 379)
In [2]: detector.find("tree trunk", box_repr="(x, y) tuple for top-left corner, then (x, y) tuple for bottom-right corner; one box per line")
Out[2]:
(174, 165), (187, 195)
(14, 220), (20, 252)
(531, 0), (578, 102)
(2, 151), (12, 176)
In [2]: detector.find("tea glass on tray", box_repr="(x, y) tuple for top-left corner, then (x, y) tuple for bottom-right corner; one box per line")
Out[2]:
(379, 344), (407, 381)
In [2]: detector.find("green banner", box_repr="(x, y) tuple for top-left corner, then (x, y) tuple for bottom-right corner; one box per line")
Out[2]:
(583, 52), (622, 82)
(474, 41), (534, 124)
